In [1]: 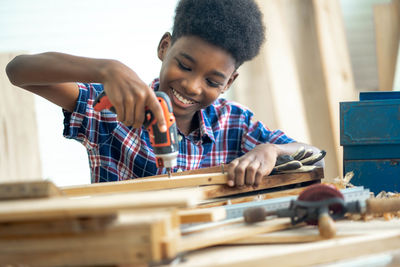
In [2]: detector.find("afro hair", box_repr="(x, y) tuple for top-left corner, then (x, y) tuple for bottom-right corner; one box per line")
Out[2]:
(171, 0), (266, 67)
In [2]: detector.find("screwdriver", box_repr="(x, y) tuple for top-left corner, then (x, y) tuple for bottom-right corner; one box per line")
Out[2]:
(93, 91), (179, 178)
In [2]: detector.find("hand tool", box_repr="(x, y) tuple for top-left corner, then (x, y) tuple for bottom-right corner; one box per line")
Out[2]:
(93, 91), (179, 177)
(243, 184), (400, 239)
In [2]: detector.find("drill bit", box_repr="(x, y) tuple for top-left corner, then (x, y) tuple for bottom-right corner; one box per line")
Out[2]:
(166, 167), (172, 178)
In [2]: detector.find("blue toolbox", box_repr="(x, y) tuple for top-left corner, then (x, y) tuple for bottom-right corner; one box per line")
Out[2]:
(340, 92), (400, 194)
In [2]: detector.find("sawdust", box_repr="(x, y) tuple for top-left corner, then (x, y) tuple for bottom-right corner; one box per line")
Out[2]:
(347, 190), (400, 221)
(321, 171), (354, 189)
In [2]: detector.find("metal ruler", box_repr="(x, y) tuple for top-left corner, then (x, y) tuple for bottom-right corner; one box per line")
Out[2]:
(180, 186), (371, 233)
(224, 186), (371, 220)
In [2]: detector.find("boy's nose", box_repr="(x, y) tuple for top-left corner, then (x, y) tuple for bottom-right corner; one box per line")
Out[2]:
(181, 77), (202, 96)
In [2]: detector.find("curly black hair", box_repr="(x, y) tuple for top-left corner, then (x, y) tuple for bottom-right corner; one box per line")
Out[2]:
(171, 0), (265, 67)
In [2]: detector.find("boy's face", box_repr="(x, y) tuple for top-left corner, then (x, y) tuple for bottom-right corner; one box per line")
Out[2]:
(157, 33), (238, 123)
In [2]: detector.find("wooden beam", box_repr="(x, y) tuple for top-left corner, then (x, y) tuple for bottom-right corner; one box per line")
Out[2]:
(178, 218), (293, 252)
(62, 172), (227, 196)
(178, 207), (226, 224)
(0, 188), (203, 222)
(200, 168), (323, 199)
(0, 211), (176, 265)
(198, 187), (306, 208)
(374, 2), (400, 90)
(0, 53), (42, 181)
(0, 180), (62, 200)
(62, 167), (323, 198)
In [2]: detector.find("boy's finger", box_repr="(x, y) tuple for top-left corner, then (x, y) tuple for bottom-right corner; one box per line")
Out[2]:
(227, 161), (238, 187)
(245, 161), (260, 185)
(147, 92), (167, 132)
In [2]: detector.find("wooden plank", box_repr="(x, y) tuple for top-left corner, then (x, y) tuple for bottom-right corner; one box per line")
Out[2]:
(312, 0), (357, 178)
(0, 53), (42, 181)
(0, 215), (116, 237)
(198, 187), (306, 208)
(0, 211), (174, 266)
(0, 180), (62, 200)
(178, 218), (293, 252)
(0, 188), (203, 222)
(374, 2), (400, 90)
(174, 219), (400, 267)
(62, 172), (228, 196)
(178, 207), (226, 224)
(62, 167), (323, 199)
(200, 168), (323, 199)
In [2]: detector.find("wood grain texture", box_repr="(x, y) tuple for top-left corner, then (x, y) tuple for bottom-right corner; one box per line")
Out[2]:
(178, 207), (226, 224)
(0, 211), (175, 265)
(0, 180), (62, 199)
(0, 53), (42, 181)
(374, 1), (400, 90)
(201, 168), (323, 199)
(0, 188), (203, 222)
(174, 219), (400, 267)
(62, 172), (228, 196)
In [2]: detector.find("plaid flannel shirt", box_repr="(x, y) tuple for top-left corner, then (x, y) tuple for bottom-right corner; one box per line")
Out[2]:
(63, 79), (295, 183)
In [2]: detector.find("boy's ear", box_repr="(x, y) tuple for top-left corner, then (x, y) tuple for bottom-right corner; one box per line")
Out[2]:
(158, 32), (172, 61)
(222, 72), (239, 93)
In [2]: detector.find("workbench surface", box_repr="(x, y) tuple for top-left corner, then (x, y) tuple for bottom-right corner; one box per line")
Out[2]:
(170, 218), (400, 267)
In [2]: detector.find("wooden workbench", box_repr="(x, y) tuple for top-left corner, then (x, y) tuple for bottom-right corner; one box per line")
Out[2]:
(170, 218), (400, 267)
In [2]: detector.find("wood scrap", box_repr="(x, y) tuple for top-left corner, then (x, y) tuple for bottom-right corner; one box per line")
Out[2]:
(61, 166), (323, 197)
(178, 207), (226, 224)
(0, 180), (62, 199)
(200, 167), (323, 199)
(178, 218), (293, 252)
(0, 215), (117, 237)
(62, 172), (227, 196)
(173, 219), (400, 267)
(374, 1), (400, 90)
(0, 211), (178, 266)
(0, 188), (203, 222)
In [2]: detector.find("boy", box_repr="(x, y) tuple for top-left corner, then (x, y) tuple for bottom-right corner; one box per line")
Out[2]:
(6, 0), (323, 187)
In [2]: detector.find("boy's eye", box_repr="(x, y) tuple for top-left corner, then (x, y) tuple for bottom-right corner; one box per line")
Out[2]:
(177, 60), (191, 71)
(206, 79), (221, 88)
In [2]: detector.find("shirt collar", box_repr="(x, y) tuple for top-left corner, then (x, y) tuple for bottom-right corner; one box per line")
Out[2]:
(151, 78), (215, 143)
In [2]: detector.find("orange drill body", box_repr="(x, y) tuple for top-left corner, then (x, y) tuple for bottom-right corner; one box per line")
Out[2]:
(94, 91), (179, 176)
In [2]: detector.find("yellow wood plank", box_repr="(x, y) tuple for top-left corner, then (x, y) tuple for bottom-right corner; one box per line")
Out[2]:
(178, 218), (293, 252)
(0, 188), (203, 222)
(0, 53), (42, 182)
(201, 168), (323, 199)
(178, 207), (226, 224)
(0, 180), (62, 200)
(62, 172), (228, 196)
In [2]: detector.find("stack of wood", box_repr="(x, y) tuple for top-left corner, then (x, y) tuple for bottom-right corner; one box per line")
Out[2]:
(0, 166), (324, 266)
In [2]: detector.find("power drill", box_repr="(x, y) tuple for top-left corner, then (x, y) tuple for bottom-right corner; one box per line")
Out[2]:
(93, 90), (179, 178)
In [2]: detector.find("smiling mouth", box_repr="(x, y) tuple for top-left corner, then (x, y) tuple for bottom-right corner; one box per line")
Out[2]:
(171, 88), (195, 105)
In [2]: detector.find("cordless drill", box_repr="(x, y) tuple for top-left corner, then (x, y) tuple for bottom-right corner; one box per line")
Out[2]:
(93, 91), (179, 177)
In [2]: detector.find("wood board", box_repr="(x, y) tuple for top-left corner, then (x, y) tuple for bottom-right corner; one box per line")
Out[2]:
(171, 219), (400, 267)
(200, 168), (323, 199)
(61, 167), (323, 199)
(0, 188), (203, 222)
(0, 180), (62, 199)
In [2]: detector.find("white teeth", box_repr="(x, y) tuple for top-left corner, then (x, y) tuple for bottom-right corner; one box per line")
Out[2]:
(172, 88), (194, 104)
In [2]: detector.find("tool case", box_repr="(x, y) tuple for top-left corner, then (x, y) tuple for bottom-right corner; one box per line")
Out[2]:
(340, 92), (400, 194)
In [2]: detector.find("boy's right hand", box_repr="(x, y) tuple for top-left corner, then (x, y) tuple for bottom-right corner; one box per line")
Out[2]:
(101, 60), (167, 132)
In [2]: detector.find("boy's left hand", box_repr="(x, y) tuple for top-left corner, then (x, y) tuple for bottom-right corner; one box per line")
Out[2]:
(226, 143), (278, 188)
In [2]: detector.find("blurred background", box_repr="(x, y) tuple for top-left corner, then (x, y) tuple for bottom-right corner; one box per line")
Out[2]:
(1, 0), (399, 186)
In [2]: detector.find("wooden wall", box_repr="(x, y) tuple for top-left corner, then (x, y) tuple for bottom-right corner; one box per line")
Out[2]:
(0, 53), (42, 181)
(233, 0), (358, 179)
